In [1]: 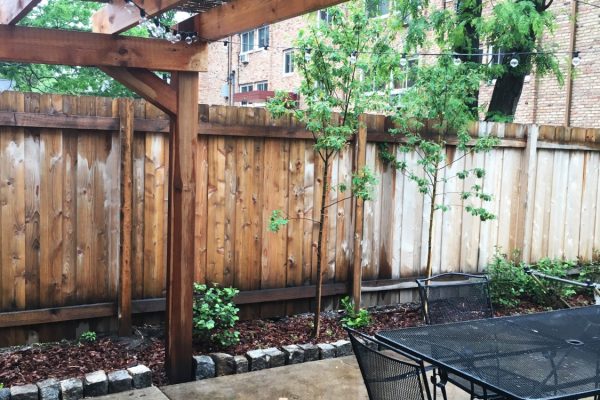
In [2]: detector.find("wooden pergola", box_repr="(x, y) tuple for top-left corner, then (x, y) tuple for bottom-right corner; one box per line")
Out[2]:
(0, 0), (349, 384)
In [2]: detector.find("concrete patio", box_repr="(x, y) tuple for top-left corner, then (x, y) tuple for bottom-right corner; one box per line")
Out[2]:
(95, 356), (470, 400)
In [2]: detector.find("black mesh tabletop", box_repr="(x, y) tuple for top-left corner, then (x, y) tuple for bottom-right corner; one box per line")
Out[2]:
(376, 306), (600, 400)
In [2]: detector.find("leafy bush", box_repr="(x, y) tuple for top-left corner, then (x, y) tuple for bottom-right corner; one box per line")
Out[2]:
(193, 283), (240, 348)
(79, 330), (97, 343)
(487, 250), (582, 309)
(486, 251), (530, 309)
(531, 258), (577, 303)
(340, 296), (371, 329)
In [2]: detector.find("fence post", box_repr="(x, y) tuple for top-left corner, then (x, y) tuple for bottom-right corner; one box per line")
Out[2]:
(352, 114), (367, 311)
(518, 124), (539, 263)
(118, 98), (134, 336)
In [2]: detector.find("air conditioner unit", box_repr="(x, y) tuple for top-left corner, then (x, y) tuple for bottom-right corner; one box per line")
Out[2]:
(239, 53), (249, 64)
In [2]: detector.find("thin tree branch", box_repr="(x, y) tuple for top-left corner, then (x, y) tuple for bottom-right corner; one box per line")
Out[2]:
(324, 195), (354, 209)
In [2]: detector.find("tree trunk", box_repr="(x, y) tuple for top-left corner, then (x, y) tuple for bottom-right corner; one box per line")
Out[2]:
(312, 154), (330, 338)
(486, 73), (526, 119)
(425, 168), (439, 279)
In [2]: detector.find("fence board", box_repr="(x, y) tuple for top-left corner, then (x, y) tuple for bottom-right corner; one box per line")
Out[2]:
(23, 93), (41, 310)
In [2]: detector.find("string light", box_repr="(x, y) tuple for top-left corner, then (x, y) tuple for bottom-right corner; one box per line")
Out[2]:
(453, 56), (462, 66)
(400, 53), (408, 67)
(349, 50), (358, 64)
(509, 53), (519, 68)
(304, 48), (312, 62)
(139, 9), (148, 25)
(572, 51), (581, 66)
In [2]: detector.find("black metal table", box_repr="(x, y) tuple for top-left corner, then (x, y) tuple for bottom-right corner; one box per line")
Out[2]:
(375, 306), (600, 400)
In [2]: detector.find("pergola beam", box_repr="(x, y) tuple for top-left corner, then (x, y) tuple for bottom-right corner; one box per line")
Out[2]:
(177, 0), (348, 41)
(0, 0), (41, 25)
(92, 0), (188, 35)
(0, 24), (207, 72)
(100, 67), (177, 116)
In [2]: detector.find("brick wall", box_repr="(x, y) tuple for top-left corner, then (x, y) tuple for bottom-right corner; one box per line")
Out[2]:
(199, 3), (600, 128)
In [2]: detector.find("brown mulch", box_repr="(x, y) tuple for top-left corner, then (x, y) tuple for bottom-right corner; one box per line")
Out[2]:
(0, 297), (593, 389)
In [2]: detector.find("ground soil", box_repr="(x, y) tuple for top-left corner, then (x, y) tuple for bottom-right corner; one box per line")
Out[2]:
(0, 296), (592, 388)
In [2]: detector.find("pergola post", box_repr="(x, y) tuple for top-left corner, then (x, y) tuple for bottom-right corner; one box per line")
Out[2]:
(165, 71), (198, 383)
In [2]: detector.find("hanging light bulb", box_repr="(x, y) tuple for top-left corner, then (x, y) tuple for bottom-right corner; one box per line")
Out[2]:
(509, 53), (519, 68)
(572, 51), (581, 67)
(153, 19), (165, 37)
(192, 34), (199, 43)
(165, 31), (174, 42)
(139, 9), (148, 26)
(400, 54), (408, 67)
(453, 56), (462, 66)
(174, 32), (182, 42)
(304, 48), (312, 62)
(349, 50), (358, 64)
(185, 35), (193, 45)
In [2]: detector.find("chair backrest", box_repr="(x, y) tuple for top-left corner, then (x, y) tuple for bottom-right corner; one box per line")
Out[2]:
(346, 328), (431, 400)
(416, 273), (493, 325)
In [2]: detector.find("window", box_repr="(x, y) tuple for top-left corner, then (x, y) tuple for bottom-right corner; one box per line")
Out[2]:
(283, 49), (294, 75)
(240, 84), (253, 93)
(392, 58), (418, 92)
(485, 45), (503, 65)
(366, 0), (391, 18)
(318, 9), (333, 25)
(241, 31), (255, 53)
(256, 81), (268, 91)
(258, 26), (269, 48)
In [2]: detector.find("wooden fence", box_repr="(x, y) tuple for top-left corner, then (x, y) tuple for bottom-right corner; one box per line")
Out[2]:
(1, 91), (600, 345)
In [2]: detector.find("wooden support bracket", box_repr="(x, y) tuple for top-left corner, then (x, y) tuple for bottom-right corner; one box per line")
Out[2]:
(100, 67), (178, 116)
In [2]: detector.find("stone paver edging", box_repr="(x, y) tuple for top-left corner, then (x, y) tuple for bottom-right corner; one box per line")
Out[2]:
(4, 365), (152, 400)
(193, 339), (352, 380)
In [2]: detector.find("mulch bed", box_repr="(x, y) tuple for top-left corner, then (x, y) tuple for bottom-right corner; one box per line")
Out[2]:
(0, 297), (593, 388)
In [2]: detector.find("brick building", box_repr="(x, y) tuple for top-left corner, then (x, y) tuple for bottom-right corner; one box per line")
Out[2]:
(199, 1), (600, 128)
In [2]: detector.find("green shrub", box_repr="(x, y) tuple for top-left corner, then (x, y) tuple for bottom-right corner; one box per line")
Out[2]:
(193, 283), (240, 348)
(487, 250), (582, 309)
(340, 296), (371, 329)
(531, 258), (577, 304)
(486, 251), (530, 309)
(79, 330), (97, 343)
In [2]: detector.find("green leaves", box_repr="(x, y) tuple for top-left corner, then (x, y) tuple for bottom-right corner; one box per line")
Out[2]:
(268, 210), (289, 233)
(340, 296), (371, 329)
(352, 167), (378, 201)
(193, 283), (240, 348)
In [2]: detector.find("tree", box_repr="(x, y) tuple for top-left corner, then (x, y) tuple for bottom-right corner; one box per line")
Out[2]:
(267, 1), (396, 338)
(0, 0), (174, 97)
(394, 0), (560, 120)
(381, 55), (499, 278)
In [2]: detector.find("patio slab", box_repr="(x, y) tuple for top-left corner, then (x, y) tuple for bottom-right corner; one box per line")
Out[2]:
(161, 356), (369, 400)
(95, 356), (473, 400)
(93, 386), (169, 400)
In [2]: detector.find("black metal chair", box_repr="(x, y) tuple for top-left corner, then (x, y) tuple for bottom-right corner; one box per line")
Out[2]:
(416, 273), (500, 400)
(346, 328), (441, 400)
(416, 272), (494, 325)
